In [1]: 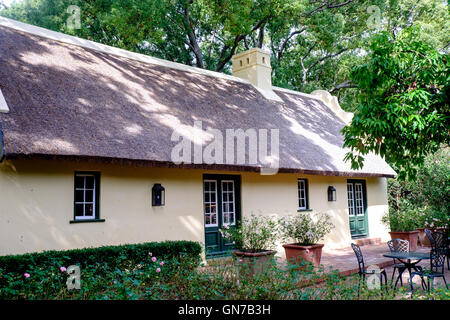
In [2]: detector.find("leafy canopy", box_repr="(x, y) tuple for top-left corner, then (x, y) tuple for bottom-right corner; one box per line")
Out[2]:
(343, 28), (449, 180)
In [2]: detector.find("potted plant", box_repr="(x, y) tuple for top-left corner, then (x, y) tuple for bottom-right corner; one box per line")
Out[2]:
(418, 212), (450, 246)
(279, 212), (334, 268)
(382, 208), (420, 251)
(220, 214), (279, 275)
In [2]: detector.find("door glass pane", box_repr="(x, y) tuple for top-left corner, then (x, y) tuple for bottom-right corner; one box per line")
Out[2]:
(204, 181), (218, 227)
(222, 181), (235, 226)
(355, 183), (364, 215)
(347, 183), (355, 216)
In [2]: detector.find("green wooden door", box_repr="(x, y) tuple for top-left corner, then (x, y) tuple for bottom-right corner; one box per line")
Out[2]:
(347, 179), (368, 238)
(203, 174), (241, 258)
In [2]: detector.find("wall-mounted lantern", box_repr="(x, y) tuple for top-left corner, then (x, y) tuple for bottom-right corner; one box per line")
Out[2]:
(152, 183), (165, 206)
(328, 186), (336, 202)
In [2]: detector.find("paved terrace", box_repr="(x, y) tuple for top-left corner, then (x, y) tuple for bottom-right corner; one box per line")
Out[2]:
(320, 244), (448, 288)
(207, 244), (449, 290)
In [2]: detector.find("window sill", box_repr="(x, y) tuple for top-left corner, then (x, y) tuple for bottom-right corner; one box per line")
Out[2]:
(70, 219), (105, 224)
(297, 209), (313, 212)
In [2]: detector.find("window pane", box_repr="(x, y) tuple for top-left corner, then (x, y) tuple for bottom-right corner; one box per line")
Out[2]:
(85, 190), (94, 202)
(85, 204), (94, 216)
(75, 176), (84, 188)
(75, 204), (84, 216)
(75, 189), (84, 202)
(205, 192), (210, 203)
(85, 176), (95, 189)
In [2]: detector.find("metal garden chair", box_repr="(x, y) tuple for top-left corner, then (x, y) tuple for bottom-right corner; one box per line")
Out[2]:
(425, 228), (450, 270)
(387, 238), (410, 287)
(351, 243), (387, 295)
(410, 249), (449, 293)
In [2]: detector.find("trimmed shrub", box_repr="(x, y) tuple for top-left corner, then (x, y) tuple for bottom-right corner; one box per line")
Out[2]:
(0, 241), (202, 276)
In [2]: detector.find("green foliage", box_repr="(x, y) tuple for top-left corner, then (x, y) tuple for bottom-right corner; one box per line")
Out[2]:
(343, 28), (450, 180)
(2, 249), (448, 299)
(0, 241), (202, 299)
(388, 148), (450, 228)
(220, 214), (279, 253)
(382, 207), (423, 232)
(0, 240), (201, 277)
(279, 212), (334, 245)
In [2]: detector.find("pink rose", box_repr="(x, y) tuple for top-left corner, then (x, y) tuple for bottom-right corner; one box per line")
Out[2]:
(306, 249), (310, 253)
(60, 267), (67, 272)
(24, 273), (30, 278)
(160, 261), (164, 266)
(239, 259), (243, 262)
(156, 268), (161, 273)
(151, 257), (157, 262)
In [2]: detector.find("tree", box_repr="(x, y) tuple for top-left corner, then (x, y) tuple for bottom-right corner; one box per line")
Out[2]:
(342, 28), (449, 180)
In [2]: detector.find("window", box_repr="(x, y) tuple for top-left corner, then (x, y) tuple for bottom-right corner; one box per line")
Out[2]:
(74, 172), (100, 221)
(221, 180), (236, 226)
(204, 180), (218, 227)
(298, 179), (309, 210)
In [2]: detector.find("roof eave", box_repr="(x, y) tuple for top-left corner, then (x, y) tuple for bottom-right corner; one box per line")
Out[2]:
(4, 153), (396, 178)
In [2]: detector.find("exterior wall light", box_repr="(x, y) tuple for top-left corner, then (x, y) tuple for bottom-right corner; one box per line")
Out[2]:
(152, 183), (165, 206)
(328, 186), (336, 202)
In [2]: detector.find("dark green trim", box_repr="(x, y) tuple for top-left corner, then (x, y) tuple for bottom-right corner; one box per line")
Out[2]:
(70, 219), (105, 224)
(297, 178), (310, 210)
(347, 179), (369, 238)
(297, 209), (313, 212)
(73, 171), (101, 222)
(203, 174), (241, 258)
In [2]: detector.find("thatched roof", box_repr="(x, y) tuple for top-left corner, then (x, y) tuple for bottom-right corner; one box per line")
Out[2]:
(0, 17), (395, 177)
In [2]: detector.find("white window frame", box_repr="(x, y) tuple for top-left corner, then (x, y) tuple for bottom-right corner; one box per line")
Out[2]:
(74, 173), (97, 220)
(204, 180), (218, 227)
(221, 180), (236, 226)
(298, 179), (308, 210)
(347, 183), (355, 216)
(355, 183), (364, 216)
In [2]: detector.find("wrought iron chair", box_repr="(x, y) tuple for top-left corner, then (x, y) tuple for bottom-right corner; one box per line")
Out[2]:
(387, 239), (409, 287)
(425, 228), (450, 270)
(351, 243), (387, 295)
(410, 249), (449, 292)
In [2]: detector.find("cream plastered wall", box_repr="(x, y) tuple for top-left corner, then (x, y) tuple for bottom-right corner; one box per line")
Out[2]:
(0, 160), (389, 256)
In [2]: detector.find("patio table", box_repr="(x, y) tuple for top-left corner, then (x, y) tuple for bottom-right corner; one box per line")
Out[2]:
(382, 252), (430, 288)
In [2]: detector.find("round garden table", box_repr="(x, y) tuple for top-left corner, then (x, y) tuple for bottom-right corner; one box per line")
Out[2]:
(382, 252), (430, 288)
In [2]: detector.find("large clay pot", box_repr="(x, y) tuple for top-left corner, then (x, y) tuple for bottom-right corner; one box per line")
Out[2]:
(282, 243), (324, 268)
(417, 228), (432, 247)
(389, 230), (419, 251)
(233, 250), (276, 276)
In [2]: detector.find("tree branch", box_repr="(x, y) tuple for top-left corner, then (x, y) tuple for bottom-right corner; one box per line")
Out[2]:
(307, 47), (349, 71)
(183, 3), (204, 68)
(215, 16), (270, 72)
(329, 80), (357, 93)
(306, 0), (356, 16)
(277, 28), (307, 61)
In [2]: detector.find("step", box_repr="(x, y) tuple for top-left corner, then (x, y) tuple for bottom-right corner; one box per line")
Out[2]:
(354, 237), (382, 246)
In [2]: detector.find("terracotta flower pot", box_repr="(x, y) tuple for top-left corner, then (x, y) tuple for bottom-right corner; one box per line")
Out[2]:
(282, 243), (324, 268)
(233, 250), (276, 276)
(389, 230), (419, 251)
(417, 228), (432, 247)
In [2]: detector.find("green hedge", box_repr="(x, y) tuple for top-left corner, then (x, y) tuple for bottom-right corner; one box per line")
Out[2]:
(0, 240), (202, 274)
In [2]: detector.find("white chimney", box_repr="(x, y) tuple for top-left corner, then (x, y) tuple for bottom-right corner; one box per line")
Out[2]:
(232, 48), (282, 102)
